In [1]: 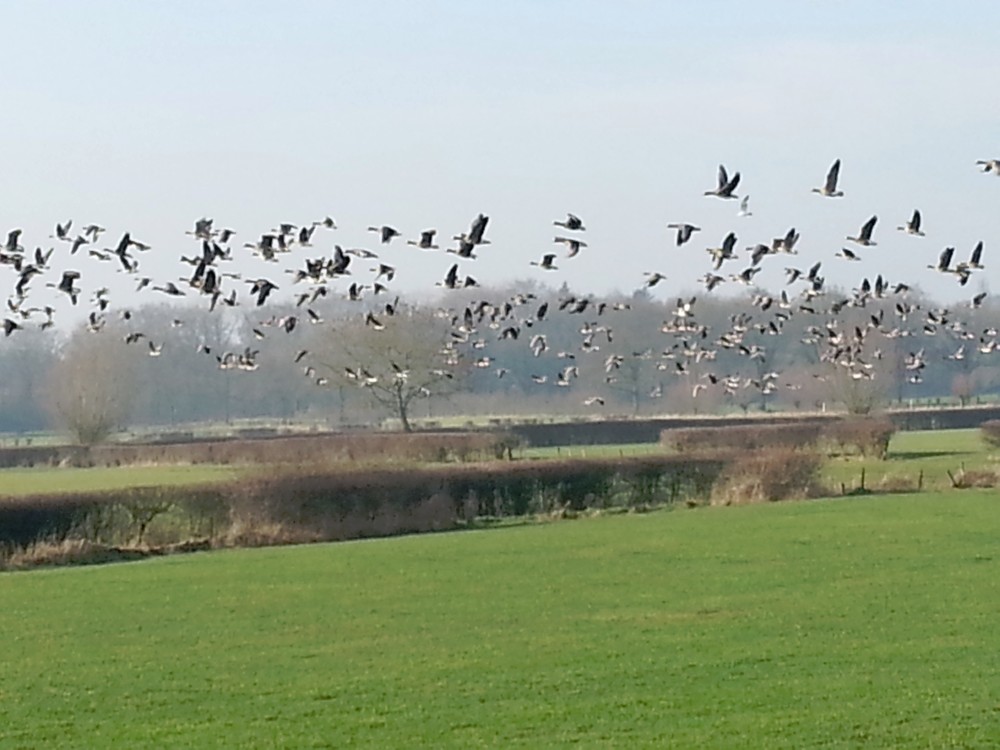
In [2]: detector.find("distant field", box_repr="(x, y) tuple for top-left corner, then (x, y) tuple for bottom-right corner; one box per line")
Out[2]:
(0, 465), (240, 498)
(2, 493), (999, 747)
(823, 428), (996, 492)
(522, 442), (663, 459)
(0, 428), (993, 500)
(524, 428), (999, 494)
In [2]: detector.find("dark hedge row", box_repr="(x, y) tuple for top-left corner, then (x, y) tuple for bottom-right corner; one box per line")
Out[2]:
(0, 454), (727, 549)
(661, 417), (896, 459)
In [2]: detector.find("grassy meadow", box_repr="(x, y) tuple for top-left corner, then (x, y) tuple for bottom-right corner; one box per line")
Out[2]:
(0, 427), (992, 499)
(824, 428), (995, 492)
(2, 492), (999, 748)
(0, 464), (240, 497)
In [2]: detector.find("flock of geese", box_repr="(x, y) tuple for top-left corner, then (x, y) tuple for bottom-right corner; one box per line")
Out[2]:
(0, 157), (998, 411)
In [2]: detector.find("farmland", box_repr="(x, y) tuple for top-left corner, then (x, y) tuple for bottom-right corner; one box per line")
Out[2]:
(1, 491), (998, 747)
(1, 426), (1000, 745)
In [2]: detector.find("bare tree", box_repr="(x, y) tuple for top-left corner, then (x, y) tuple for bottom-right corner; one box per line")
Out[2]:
(311, 307), (466, 432)
(48, 327), (139, 445)
(951, 373), (974, 407)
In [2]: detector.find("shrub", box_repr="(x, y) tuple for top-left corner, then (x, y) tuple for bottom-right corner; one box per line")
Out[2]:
(710, 448), (824, 505)
(823, 417), (896, 459)
(662, 422), (825, 453)
(980, 420), (1000, 449)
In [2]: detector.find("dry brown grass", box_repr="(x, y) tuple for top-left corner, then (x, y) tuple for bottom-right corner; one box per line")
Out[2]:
(946, 468), (998, 489)
(3, 539), (152, 570)
(874, 474), (922, 493)
(710, 448), (824, 506)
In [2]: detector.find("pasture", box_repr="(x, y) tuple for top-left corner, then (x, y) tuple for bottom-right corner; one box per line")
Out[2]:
(0, 427), (993, 500)
(2, 492), (999, 747)
(0, 464), (239, 497)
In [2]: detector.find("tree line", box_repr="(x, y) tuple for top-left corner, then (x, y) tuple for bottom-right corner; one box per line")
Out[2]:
(1, 278), (996, 443)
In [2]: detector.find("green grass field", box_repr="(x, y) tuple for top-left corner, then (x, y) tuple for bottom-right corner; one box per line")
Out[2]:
(0, 464), (240, 497)
(2, 492), (999, 748)
(824, 429), (997, 492)
(0, 428), (994, 501)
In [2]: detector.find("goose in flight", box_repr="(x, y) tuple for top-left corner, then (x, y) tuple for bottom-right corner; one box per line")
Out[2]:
(706, 231), (737, 269)
(297, 225), (316, 247)
(737, 195), (752, 217)
(554, 213), (585, 231)
(530, 253), (558, 270)
(70, 235), (88, 255)
(53, 270), (81, 305)
(248, 278), (278, 305)
(152, 281), (185, 297)
(186, 218), (215, 240)
(701, 272), (725, 291)
(704, 164), (740, 198)
(466, 213), (490, 245)
(959, 241), (985, 271)
(667, 223), (700, 246)
(52, 220), (73, 241)
(407, 229), (438, 250)
(554, 236), (587, 257)
(438, 263), (460, 290)
(367, 225), (400, 244)
(83, 224), (105, 242)
(447, 235), (477, 258)
(772, 227), (800, 254)
(812, 159), (843, 197)
(976, 159), (1000, 174)
(4, 229), (22, 254)
(928, 246), (955, 273)
(846, 215), (878, 246)
(897, 209), (924, 236)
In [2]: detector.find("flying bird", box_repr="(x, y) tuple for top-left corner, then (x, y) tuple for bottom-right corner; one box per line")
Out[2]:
(897, 210), (924, 236)
(704, 164), (740, 198)
(812, 159), (843, 197)
(407, 229), (438, 250)
(530, 253), (558, 270)
(553, 213), (585, 231)
(554, 236), (587, 257)
(367, 225), (400, 244)
(667, 223), (701, 246)
(846, 215), (878, 246)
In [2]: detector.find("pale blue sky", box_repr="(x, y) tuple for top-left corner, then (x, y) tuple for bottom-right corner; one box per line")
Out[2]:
(2, 1), (999, 312)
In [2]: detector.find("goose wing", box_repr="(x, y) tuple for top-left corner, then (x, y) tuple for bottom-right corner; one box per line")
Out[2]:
(825, 159), (841, 193)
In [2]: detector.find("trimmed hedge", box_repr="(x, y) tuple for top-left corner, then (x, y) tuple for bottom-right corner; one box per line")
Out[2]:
(662, 417), (896, 460)
(661, 422), (827, 453)
(0, 454), (727, 549)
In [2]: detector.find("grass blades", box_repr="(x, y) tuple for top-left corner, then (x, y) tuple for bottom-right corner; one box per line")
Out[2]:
(1, 493), (999, 747)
